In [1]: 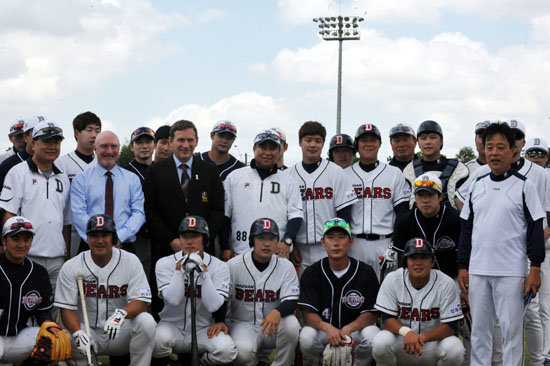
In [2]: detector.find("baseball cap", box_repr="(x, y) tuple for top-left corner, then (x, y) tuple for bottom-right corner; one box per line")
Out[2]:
(23, 115), (46, 133)
(212, 120), (237, 137)
(254, 129), (281, 146)
(507, 119), (525, 139)
(9, 118), (25, 137)
(525, 137), (549, 154)
(2, 216), (35, 237)
(413, 173), (442, 195)
(131, 127), (155, 143)
(32, 120), (64, 140)
(355, 123), (382, 141)
(474, 121), (491, 135)
(154, 125), (170, 141)
(322, 218), (352, 237)
(271, 128), (287, 143)
(389, 123), (416, 138)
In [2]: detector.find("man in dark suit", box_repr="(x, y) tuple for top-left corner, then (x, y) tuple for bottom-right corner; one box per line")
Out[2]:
(144, 120), (225, 260)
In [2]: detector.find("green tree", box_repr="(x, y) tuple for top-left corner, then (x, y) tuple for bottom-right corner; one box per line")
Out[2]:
(117, 140), (134, 166)
(456, 146), (475, 163)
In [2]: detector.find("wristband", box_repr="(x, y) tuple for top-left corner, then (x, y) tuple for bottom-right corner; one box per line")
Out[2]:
(399, 326), (413, 337)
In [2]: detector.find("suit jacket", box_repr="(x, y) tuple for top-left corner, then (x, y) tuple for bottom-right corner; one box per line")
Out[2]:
(144, 154), (225, 258)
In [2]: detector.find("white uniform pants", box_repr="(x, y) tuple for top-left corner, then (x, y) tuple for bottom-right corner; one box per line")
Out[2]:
(153, 321), (237, 364)
(372, 330), (464, 366)
(27, 255), (65, 295)
(539, 246), (550, 358)
(297, 243), (327, 277)
(69, 312), (156, 366)
(0, 327), (39, 364)
(299, 325), (380, 365)
(228, 315), (300, 366)
(469, 274), (525, 366)
(525, 294), (544, 365)
(348, 237), (390, 281)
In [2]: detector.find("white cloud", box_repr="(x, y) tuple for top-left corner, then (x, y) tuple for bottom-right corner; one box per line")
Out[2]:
(532, 14), (550, 42)
(197, 9), (228, 23)
(248, 62), (269, 74)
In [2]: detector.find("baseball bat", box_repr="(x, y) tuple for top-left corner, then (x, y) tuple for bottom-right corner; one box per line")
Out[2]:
(188, 269), (200, 366)
(77, 276), (100, 366)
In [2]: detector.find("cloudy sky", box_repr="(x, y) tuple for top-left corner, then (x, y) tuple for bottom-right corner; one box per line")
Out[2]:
(1, 0), (550, 164)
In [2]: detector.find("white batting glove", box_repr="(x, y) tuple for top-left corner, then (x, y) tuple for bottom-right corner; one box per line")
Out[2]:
(182, 252), (205, 274)
(104, 308), (127, 340)
(379, 245), (398, 273)
(73, 329), (97, 359)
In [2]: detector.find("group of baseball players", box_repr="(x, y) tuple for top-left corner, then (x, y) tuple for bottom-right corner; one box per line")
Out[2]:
(0, 112), (548, 366)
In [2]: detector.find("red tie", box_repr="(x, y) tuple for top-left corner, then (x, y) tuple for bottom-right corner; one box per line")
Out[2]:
(105, 171), (114, 217)
(181, 164), (190, 200)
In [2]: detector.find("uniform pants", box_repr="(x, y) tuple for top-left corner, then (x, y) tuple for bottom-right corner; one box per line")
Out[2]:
(69, 312), (156, 366)
(228, 315), (300, 366)
(0, 327), (39, 364)
(348, 237), (391, 281)
(27, 255), (64, 295)
(372, 330), (464, 366)
(297, 243), (326, 277)
(299, 325), (380, 365)
(539, 246), (550, 358)
(153, 321), (237, 364)
(469, 274), (524, 366)
(525, 295), (545, 365)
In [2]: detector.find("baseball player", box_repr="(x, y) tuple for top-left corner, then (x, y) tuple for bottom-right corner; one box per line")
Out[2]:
(388, 123), (418, 171)
(0, 118), (25, 165)
(271, 127), (289, 170)
(55, 214), (156, 366)
(227, 217), (300, 366)
(525, 137), (549, 169)
(223, 129), (303, 259)
(0, 216), (71, 364)
(465, 121), (490, 173)
(298, 217), (380, 365)
(403, 120), (469, 209)
(288, 121), (357, 274)
(153, 125), (172, 163)
(457, 122), (546, 366)
(373, 238), (464, 365)
(346, 123), (410, 279)
(328, 133), (355, 169)
(153, 215), (237, 365)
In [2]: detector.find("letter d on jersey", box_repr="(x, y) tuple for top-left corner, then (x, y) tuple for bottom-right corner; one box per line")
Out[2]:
(270, 182), (280, 194)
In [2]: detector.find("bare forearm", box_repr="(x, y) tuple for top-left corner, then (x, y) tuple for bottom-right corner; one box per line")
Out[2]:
(342, 312), (377, 333)
(61, 309), (83, 333)
(419, 324), (454, 342)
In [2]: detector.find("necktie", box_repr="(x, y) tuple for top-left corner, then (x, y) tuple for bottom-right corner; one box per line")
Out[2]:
(181, 164), (190, 200)
(105, 171), (114, 217)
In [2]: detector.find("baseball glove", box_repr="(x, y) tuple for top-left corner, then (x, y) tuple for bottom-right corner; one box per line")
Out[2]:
(321, 343), (354, 366)
(31, 321), (72, 361)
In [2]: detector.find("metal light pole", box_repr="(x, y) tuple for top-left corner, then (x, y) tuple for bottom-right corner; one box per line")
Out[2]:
(313, 16), (364, 133)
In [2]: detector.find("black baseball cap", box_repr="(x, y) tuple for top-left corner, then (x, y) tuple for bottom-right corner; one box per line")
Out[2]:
(154, 125), (170, 141)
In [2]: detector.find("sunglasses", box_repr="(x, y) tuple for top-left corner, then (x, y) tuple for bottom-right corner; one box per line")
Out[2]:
(323, 218), (351, 233)
(132, 127), (155, 139)
(11, 123), (24, 131)
(214, 123), (237, 133)
(255, 132), (280, 143)
(34, 127), (63, 137)
(475, 121), (490, 133)
(413, 180), (442, 191)
(9, 221), (33, 231)
(526, 150), (548, 158)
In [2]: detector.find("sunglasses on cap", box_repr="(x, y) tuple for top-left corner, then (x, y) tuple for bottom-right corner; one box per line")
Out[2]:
(475, 121), (490, 133)
(131, 127), (155, 139)
(11, 123), (24, 131)
(255, 132), (281, 143)
(34, 127), (63, 138)
(10, 221), (33, 230)
(526, 150), (548, 158)
(413, 179), (442, 191)
(214, 123), (236, 133)
(323, 218), (351, 233)
(390, 125), (413, 135)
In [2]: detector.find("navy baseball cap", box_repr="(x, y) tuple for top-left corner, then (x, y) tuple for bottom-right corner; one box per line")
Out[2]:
(212, 120), (237, 137)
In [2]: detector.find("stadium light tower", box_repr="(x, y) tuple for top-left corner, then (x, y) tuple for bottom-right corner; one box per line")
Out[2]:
(313, 16), (364, 134)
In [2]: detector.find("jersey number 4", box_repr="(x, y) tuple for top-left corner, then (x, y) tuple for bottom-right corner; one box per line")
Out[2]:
(322, 308), (331, 320)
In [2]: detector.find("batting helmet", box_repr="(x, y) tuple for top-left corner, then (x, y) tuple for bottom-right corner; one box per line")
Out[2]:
(178, 215), (210, 244)
(249, 218), (279, 247)
(417, 120), (443, 138)
(403, 238), (435, 258)
(328, 134), (354, 161)
(354, 123), (381, 151)
(86, 214), (118, 244)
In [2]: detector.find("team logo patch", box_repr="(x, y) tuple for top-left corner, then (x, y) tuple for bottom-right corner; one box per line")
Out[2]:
(32, 179), (37, 185)
(139, 288), (152, 298)
(534, 138), (541, 145)
(22, 290), (42, 310)
(341, 290), (365, 309)
(450, 303), (462, 314)
(415, 238), (424, 248)
(336, 135), (343, 144)
(188, 217), (196, 227)
(201, 192), (208, 202)
(435, 236), (455, 251)
(244, 182), (250, 188)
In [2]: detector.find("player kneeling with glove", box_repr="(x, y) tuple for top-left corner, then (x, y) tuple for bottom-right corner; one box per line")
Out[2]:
(0, 216), (71, 364)
(227, 217), (300, 365)
(152, 215), (237, 365)
(372, 237), (464, 365)
(298, 218), (381, 365)
(54, 214), (156, 366)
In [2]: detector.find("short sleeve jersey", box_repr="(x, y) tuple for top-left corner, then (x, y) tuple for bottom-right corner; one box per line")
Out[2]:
(298, 257), (379, 329)
(54, 248), (152, 329)
(375, 268), (463, 334)
(228, 251), (299, 324)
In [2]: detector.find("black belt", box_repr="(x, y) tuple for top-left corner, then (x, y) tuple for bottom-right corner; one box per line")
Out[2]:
(356, 233), (392, 240)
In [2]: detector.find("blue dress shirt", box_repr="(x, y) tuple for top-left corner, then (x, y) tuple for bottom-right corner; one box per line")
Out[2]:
(70, 164), (145, 243)
(173, 154), (193, 184)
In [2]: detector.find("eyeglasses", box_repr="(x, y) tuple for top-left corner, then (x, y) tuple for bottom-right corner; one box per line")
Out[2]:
(413, 180), (442, 191)
(390, 125), (413, 135)
(526, 150), (548, 158)
(132, 127), (155, 139)
(214, 123), (237, 133)
(323, 218), (351, 233)
(9, 221), (33, 231)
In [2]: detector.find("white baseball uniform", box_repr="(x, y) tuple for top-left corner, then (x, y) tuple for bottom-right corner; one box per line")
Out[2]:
(465, 158), (484, 175)
(227, 251), (300, 366)
(54, 248), (156, 366)
(373, 268), (464, 366)
(153, 251), (237, 364)
(345, 161), (410, 279)
(224, 166), (303, 254)
(288, 159), (357, 272)
(56, 151), (96, 257)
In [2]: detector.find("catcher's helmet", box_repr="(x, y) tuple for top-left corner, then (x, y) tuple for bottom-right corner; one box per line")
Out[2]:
(179, 215), (210, 244)
(86, 214), (117, 244)
(403, 238), (435, 258)
(417, 120), (443, 138)
(249, 218), (279, 247)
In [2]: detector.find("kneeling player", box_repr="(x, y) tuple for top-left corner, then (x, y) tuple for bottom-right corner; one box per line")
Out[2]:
(298, 217), (380, 365)
(0, 216), (71, 364)
(152, 216), (237, 365)
(55, 215), (156, 366)
(373, 238), (464, 366)
(227, 218), (300, 366)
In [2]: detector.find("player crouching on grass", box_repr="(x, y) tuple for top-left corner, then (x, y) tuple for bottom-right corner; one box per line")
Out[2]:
(0, 216), (71, 364)
(54, 214), (156, 366)
(298, 217), (380, 365)
(227, 217), (300, 366)
(373, 237), (464, 366)
(152, 215), (237, 365)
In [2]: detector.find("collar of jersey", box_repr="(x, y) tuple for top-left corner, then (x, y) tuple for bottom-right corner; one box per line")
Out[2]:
(27, 159), (62, 175)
